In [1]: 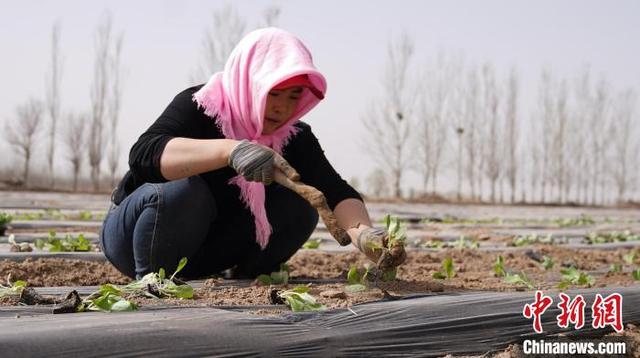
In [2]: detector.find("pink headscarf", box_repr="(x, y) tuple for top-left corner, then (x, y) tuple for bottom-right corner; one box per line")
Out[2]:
(193, 27), (327, 249)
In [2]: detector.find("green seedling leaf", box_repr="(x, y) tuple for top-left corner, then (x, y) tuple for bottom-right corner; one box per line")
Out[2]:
(558, 267), (595, 288)
(257, 274), (272, 285)
(494, 255), (505, 277)
(302, 238), (321, 249)
(609, 264), (623, 273)
(542, 256), (555, 271)
(278, 286), (326, 312)
(443, 257), (455, 279)
(99, 284), (123, 296)
(432, 257), (455, 280)
(347, 266), (360, 285)
(270, 271), (289, 285)
(432, 272), (447, 280)
(83, 292), (138, 312)
(632, 269), (640, 281)
(170, 257), (188, 281)
(158, 268), (166, 282)
(164, 283), (194, 299)
(623, 250), (637, 265)
(504, 272), (534, 289)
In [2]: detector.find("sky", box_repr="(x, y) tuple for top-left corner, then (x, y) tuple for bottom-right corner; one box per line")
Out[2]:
(1, 0), (638, 194)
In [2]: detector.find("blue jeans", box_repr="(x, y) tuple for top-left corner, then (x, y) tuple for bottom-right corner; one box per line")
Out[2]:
(99, 175), (318, 279)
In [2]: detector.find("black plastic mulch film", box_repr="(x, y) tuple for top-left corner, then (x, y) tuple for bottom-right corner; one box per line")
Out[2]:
(0, 287), (638, 357)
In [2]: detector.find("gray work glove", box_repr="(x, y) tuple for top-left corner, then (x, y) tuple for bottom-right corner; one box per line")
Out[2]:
(356, 228), (407, 271)
(228, 140), (299, 184)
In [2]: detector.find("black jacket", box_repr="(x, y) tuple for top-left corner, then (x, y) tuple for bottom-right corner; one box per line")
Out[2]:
(111, 85), (362, 221)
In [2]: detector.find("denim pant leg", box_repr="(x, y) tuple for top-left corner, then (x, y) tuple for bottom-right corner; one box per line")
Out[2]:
(100, 176), (216, 279)
(234, 183), (319, 277)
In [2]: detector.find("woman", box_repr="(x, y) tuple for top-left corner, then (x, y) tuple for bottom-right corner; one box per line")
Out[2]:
(100, 28), (406, 280)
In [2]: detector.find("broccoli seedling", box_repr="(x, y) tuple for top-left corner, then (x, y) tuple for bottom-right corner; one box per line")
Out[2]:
(111, 257), (194, 299)
(609, 264), (623, 273)
(453, 236), (479, 249)
(257, 263), (290, 285)
(554, 214), (595, 228)
(623, 250), (637, 265)
(558, 267), (595, 289)
(35, 231), (93, 252)
(302, 238), (321, 249)
(0, 278), (26, 298)
(432, 257), (455, 280)
(633, 269), (640, 281)
(78, 211), (94, 221)
(80, 291), (138, 312)
(541, 256), (555, 271)
(494, 255), (505, 277)
(277, 285), (326, 312)
(512, 234), (554, 247)
(504, 272), (535, 289)
(345, 265), (370, 292)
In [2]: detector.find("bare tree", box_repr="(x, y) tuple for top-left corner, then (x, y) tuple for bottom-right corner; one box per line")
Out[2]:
(63, 112), (86, 191)
(88, 14), (112, 192)
(45, 21), (63, 188)
(551, 79), (569, 203)
(463, 67), (481, 201)
(3, 99), (44, 187)
(589, 78), (611, 205)
(190, 4), (246, 84)
(504, 68), (519, 203)
(573, 67), (593, 204)
(107, 33), (124, 189)
(610, 89), (637, 203)
(362, 34), (415, 198)
(415, 50), (461, 196)
(481, 64), (502, 203)
(537, 68), (555, 203)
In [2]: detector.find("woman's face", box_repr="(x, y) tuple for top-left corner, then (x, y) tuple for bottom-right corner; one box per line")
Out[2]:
(262, 86), (303, 135)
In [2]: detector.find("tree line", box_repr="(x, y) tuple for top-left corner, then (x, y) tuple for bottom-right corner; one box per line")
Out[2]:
(3, 14), (124, 192)
(363, 35), (639, 206)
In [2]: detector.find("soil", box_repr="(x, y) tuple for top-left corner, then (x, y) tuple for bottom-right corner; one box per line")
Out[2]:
(1, 246), (638, 309)
(0, 258), (130, 287)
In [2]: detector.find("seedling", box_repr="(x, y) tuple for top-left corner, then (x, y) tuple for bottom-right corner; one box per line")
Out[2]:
(504, 272), (535, 289)
(493, 255), (506, 277)
(277, 285), (326, 312)
(364, 214), (407, 282)
(609, 264), (623, 273)
(8, 234), (32, 252)
(302, 238), (321, 249)
(80, 291), (138, 312)
(587, 231), (639, 245)
(512, 234), (554, 247)
(554, 214), (595, 228)
(78, 211), (94, 221)
(623, 250), (637, 265)
(420, 240), (445, 249)
(0, 212), (12, 235)
(432, 257), (455, 280)
(541, 256), (555, 271)
(257, 263), (290, 285)
(0, 278), (26, 298)
(633, 269), (640, 281)
(35, 231), (93, 252)
(106, 257), (193, 299)
(453, 236), (479, 249)
(558, 267), (595, 289)
(345, 265), (371, 292)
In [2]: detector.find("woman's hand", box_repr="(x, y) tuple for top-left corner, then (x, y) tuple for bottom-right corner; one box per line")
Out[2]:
(228, 140), (299, 184)
(356, 227), (407, 271)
